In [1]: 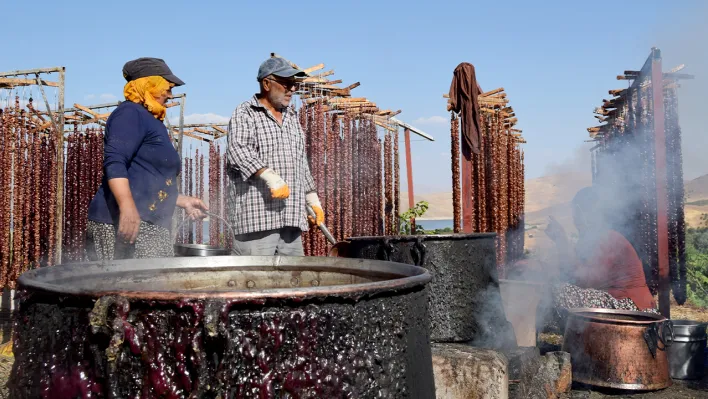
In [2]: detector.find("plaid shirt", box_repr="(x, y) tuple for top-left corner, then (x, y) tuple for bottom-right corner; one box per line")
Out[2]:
(226, 95), (316, 235)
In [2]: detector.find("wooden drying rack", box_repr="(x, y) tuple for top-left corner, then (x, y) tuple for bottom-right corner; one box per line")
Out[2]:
(587, 63), (694, 140)
(444, 87), (526, 144)
(273, 53), (427, 136)
(171, 123), (228, 143)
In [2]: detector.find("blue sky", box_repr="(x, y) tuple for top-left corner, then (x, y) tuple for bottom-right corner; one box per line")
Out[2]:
(1, 0), (705, 193)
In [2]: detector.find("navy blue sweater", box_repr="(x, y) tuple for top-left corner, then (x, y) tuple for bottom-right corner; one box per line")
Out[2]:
(88, 101), (181, 230)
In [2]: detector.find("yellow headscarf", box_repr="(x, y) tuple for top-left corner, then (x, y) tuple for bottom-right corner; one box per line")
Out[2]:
(123, 76), (172, 121)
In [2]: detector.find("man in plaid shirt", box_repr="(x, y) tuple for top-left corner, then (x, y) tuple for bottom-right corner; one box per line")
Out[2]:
(226, 57), (324, 255)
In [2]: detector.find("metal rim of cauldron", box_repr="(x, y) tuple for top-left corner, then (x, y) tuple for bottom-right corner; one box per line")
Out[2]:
(346, 232), (497, 242)
(568, 307), (667, 325)
(17, 255), (432, 301)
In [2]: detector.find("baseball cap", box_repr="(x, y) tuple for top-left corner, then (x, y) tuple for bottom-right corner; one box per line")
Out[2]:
(257, 57), (307, 81)
(122, 57), (185, 86)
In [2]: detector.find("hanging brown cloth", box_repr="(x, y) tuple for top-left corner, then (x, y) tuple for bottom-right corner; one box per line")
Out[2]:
(448, 62), (482, 154)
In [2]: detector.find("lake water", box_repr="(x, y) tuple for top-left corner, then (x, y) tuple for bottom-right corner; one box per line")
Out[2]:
(414, 219), (454, 231)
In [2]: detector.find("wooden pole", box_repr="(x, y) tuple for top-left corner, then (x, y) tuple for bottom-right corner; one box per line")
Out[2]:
(404, 129), (415, 233)
(651, 48), (670, 318)
(55, 67), (66, 265)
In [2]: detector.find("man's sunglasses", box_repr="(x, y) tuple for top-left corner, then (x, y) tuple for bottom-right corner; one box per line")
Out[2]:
(265, 77), (299, 91)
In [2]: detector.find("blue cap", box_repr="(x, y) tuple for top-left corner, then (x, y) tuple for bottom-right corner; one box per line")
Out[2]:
(257, 57), (307, 81)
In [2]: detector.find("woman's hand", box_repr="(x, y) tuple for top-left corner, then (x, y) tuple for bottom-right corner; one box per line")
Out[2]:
(177, 195), (209, 220)
(107, 178), (141, 244)
(118, 203), (141, 244)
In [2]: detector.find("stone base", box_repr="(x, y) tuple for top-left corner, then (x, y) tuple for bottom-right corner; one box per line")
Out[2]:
(502, 347), (541, 381)
(431, 343), (509, 399)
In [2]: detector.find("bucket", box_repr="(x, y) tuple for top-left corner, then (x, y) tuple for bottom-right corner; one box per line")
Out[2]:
(173, 211), (234, 257)
(499, 279), (545, 347)
(667, 319), (707, 380)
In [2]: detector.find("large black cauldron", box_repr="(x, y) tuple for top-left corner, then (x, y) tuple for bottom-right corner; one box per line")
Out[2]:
(344, 234), (516, 347)
(10, 256), (434, 398)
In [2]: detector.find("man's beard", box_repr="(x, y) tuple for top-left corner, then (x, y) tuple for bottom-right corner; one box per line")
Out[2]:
(268, 91), (290, 110)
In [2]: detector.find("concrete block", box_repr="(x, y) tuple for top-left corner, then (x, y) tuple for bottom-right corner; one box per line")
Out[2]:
(431, 343), (509, 399)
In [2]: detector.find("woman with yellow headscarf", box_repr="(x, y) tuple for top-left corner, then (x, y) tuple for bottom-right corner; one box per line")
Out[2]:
(86, 58), (207, 260)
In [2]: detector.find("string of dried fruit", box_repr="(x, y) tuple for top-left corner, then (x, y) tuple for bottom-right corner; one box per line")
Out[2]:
(11, 104), (26, 285)
(373, 121), (381, 235)
(478, 117), (488, 232)
(362, 119), (370, 236)
(300, 105), (312, 256)
(328, 115), (339, 243)
(79, 132), (90, 260)
(32, 133), (41, 267)
(324, 113), (335, 251)
(314, 102), (326, 255)
(221, 148), (230, 249)
(208, 145), (215, 245)
(393, 129), (400, 235)
(665, 85), (686, 303)
(0, 109), (7, 286)
(216, 148), (222, 246)
(351, 119), (360, 236)
(67, 131), (78, 261)
(365, 120), (375, 235)
(22, 111), (33, 273)
(4, 104), (17, 283)
(299, 137), (310, 252)
(195, 149), (202, 245)
(23, 125), (33, 270)
(451, 113), (461, 233)
(48, 131), (58, 266)
(333, 118), (342, 241)
(376, 137), (384, 235)
(342, 113), (353, 240)
(384, 131), (393, 235)
(68, 130), (78, 261)
(1, 106), (12, 285)
(64, 131), (73, 261)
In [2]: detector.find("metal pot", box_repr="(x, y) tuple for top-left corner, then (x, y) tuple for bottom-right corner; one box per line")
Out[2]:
(174, 243), (231, 256)
(10, 256), (434, 398)
(562, 308), (674, 391)
(343, 234), (517, 348)
(173, 211), (234, 256)
(668, 319), (707, 380)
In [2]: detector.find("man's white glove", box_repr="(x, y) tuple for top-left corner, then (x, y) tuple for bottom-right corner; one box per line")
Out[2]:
(306, 192), (324, 226)
(259, 168), (290, 199)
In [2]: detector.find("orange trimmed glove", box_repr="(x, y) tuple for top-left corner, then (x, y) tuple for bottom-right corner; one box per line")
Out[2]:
(306, 192), (325, 226)
(259, 168), (290, 199)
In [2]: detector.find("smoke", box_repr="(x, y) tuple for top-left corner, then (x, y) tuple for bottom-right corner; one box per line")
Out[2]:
(655, 7), (708, 180)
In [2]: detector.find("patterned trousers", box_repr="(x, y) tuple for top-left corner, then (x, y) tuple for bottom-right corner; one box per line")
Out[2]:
(86, 220), (173, 261)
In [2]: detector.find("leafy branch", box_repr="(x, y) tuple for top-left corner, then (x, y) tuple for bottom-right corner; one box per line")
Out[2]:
(399, 201), (429, 235)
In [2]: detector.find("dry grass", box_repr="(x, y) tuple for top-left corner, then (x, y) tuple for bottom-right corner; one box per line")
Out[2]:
(671, 302), (708, 323)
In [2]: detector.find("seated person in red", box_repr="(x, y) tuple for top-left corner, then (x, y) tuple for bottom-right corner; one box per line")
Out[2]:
(511, 187), (656, 331)
(547, 186), (656, 311)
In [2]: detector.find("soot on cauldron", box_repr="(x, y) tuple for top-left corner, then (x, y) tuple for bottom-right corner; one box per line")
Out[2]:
(10, 256), (434, 398)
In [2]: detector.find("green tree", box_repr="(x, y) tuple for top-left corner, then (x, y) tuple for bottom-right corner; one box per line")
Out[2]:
(686, 227), (708, 308)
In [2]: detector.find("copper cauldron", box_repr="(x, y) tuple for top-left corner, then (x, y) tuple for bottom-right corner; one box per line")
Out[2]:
(562, 308), (674, 391)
